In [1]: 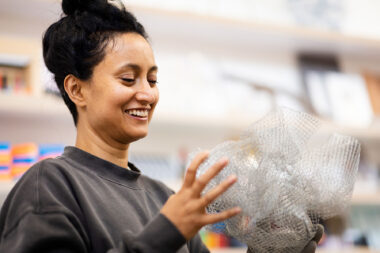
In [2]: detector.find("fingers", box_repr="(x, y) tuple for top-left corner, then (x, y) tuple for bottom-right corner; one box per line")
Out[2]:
(182, 151), (209, 189)
(313, 224), (324, 243)
(301, 241), (317, 253)
(301, 224), (323, 253)
(192, 157), (229, 195)
(201, 207), (241, 225)
(200, 175), (237, 207)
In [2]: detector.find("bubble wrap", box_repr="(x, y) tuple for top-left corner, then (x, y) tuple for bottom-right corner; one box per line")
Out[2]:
(194, 108), (360, 252)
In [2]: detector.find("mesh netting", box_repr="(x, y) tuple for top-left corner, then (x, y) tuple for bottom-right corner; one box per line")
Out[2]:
(193, 108), (360, 252)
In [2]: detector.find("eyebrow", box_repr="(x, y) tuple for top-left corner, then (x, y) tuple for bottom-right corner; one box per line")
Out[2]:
(120, 63), (158, 72)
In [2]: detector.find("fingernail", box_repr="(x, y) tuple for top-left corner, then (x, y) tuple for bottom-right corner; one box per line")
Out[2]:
(228, 175), (237, 183)
(220, 157), (229, 164)
(234, 207), (242, 213)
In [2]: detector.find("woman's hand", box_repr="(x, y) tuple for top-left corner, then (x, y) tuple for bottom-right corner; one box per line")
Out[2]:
(301, 224), (324, 253)
(160, 151), (241, 240)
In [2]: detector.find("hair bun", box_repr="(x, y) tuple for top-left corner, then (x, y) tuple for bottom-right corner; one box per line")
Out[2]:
(62, 0), (107, 16)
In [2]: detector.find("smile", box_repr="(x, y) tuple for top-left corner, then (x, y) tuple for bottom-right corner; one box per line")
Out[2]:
(125, 109), (149, 119)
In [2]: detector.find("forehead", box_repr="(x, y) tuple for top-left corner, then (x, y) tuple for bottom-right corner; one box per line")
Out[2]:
(103, 33), (155, 68)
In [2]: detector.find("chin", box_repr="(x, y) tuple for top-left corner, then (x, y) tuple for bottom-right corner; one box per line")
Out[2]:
(125, 130), (148, 143)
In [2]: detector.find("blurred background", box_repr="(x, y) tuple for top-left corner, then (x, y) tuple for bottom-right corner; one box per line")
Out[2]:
(1, 0), (380, 252)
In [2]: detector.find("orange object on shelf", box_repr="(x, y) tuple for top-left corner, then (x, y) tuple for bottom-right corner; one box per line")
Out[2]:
(363, 72), (380, 116)
(208, 232), (218, 249)
(10, 143), (38, 180)
(0, 171), (12, 180)
(11, 143), (38, 156)
(11, 165), (30, 179)
(0, 153), (11, 164)
(201, 230), (231, 249)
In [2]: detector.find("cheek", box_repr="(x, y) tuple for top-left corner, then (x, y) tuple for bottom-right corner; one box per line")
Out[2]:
(88, 87), (124, 117)
(110, 86), (132, 105)
(153, 88), (159, 105)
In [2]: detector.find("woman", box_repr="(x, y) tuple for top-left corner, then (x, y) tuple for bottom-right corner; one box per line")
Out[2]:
(0, 0), (322, 252)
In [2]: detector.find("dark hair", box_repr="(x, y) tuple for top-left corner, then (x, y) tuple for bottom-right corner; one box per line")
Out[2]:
(43, 0), (148, 125)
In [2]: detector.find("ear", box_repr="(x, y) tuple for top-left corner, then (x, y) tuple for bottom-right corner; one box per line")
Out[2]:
(63, 74), (87, 107)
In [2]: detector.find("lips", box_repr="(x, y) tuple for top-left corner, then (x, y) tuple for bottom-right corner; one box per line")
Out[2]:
(124, 108), (152, 122)
(125, 109), (149, 118)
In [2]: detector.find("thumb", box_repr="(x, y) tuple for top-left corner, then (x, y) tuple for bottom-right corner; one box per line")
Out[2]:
(313, 224), (324, 243)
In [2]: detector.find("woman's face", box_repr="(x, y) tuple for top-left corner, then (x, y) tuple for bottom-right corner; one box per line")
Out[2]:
(81, 33), (159, 145)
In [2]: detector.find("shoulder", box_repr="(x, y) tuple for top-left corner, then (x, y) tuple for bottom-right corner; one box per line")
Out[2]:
(3, 157), (70, 207)
(17, 155), (75, 185)
(0, 157), (80, 236)
(12, 157), (76, 205)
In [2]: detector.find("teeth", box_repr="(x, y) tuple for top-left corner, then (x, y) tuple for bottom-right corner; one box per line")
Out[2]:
(126, 109), (148, 117)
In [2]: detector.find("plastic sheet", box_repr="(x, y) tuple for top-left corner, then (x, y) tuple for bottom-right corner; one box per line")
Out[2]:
(194, 108), (360, 252)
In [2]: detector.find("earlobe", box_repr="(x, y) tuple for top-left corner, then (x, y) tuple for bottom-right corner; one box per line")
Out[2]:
(63, 74), (87, 107)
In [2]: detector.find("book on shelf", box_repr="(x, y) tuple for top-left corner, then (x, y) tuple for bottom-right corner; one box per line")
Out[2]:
(363, 72), (380, 116)
(0, 65), (29, 94)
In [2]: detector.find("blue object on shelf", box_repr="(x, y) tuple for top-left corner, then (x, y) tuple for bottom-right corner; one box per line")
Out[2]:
(39, 144), (65, 157)
(0, 142), (10, 150)
(12, 157), (37, 163)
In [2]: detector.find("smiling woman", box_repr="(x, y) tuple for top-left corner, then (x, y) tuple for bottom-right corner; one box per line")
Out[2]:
(0, 1), (323, 253)
(0, 0), (241, 252)
(70, 33), (160, 150)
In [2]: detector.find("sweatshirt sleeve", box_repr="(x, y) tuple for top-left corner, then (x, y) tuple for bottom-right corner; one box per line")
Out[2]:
(113, 213), (187, 253)
(0, 211), (88, 253)
(0, 212), (187, 253)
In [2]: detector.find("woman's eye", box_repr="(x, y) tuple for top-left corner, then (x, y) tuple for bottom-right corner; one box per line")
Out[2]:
(148, 80), (158, 85)
(121, 78), (135, 84)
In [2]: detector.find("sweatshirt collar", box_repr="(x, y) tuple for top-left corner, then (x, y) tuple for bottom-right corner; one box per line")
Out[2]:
(61, 146), (142, 187)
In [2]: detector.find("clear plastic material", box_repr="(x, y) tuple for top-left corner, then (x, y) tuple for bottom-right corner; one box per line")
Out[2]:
(194, 108), (360, 252)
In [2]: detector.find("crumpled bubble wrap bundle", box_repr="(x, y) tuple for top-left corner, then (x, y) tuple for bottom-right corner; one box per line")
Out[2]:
(194, 108), (360, 252)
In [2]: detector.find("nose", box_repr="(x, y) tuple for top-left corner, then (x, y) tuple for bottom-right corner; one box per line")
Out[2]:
(135, 81), (156, 105)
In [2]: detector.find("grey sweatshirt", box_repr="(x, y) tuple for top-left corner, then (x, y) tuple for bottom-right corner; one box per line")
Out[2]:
(0, 146), (209, 253)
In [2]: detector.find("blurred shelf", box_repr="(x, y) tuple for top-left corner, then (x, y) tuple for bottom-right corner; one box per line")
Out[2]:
(339, 126), (380, 140)
(152, 111), (251, 132)
(130, 4), (380, 59)
(351, 191), (380, 205)
(1, 93), (380, 142)
(0, 54), (29, 67)
(322, 121), (380, 141)
(0, 93), (67, 117)
(0, 93), (250, 133)
(3, 0), (380, 59)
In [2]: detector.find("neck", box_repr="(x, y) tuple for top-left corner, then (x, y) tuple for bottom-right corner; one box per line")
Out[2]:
(75, 119), (130, 169)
